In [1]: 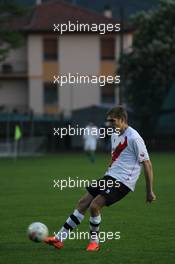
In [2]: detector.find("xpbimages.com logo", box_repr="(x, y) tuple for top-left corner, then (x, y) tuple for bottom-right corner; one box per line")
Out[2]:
(53, 21), (120, 35)
(53, 73), (120, 87)
(53, 177), (121, 191)
(54, 230), (121, 243)
(53, 125), (120, 139)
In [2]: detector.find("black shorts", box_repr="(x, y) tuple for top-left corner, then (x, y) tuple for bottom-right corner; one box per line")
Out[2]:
(86, 175), (131, 206)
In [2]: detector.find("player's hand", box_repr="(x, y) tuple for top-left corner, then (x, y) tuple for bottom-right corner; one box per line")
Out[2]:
(146, 191), (156, 203)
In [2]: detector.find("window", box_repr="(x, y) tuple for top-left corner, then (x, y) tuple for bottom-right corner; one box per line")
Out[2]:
(100, 37), (115, 60)
(43, 82), (58, 106)
(101, 83), (115, 104)
(43, 37), (58, 60)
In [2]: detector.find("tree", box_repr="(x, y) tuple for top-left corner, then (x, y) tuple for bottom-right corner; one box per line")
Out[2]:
(0, 0), (26, 62)
(120, 0), (175, 134)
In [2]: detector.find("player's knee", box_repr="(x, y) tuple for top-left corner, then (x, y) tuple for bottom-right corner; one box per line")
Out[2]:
(89, 201), (99, 213)
(78, 197), (87, 210)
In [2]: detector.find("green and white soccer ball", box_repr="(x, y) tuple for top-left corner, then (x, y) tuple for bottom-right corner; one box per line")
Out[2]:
(27, 222), (49, 242)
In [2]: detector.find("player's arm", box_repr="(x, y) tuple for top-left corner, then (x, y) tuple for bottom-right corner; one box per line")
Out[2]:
(142, 159), (156, 203)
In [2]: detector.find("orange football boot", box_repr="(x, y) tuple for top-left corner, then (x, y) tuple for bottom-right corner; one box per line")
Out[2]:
(44, 236), (64, 249)
(86, 242), (100, 251)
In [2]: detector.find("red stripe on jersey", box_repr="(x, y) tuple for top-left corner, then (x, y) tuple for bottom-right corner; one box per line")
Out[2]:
(109, 136), (128, 166)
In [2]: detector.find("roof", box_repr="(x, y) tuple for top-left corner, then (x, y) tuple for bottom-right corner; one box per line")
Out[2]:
(19, 0), (131, 33)
(25, 0), (119, 32)
(66, 0), (159, 19)
(17, 0), (159, 19)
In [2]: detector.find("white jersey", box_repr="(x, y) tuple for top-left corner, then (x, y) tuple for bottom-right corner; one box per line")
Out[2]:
(83, 125), (98, 151)
(105, 126), (149, 191)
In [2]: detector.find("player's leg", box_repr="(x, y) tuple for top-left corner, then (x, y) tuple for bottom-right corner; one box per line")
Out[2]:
(84, 141), (90, 161)
(44, 192), (94, 249)
(86, 195), (106, 251)
(84, 142), (95, 163)
(89, 142), (96, 163)
(77, 192), (94, 214)
(86, 150), (94, 163)
(55, 193), (93, 241)
(86, 177), (131, 251)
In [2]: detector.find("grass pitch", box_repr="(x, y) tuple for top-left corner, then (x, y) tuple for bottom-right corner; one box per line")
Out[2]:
(0, 152), (175, 264)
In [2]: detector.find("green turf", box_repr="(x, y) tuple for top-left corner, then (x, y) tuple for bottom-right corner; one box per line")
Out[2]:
(0, 152), (175, 264)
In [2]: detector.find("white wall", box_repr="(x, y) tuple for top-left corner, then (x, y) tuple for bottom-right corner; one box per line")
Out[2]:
(29, 79), (43, 113)
(0, 80), (28, 108)
(59, 34), (100, 114)
(27, 35), (43, 113)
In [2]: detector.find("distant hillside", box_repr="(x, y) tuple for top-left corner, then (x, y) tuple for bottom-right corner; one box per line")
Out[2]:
(16, 0), (160, 19)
